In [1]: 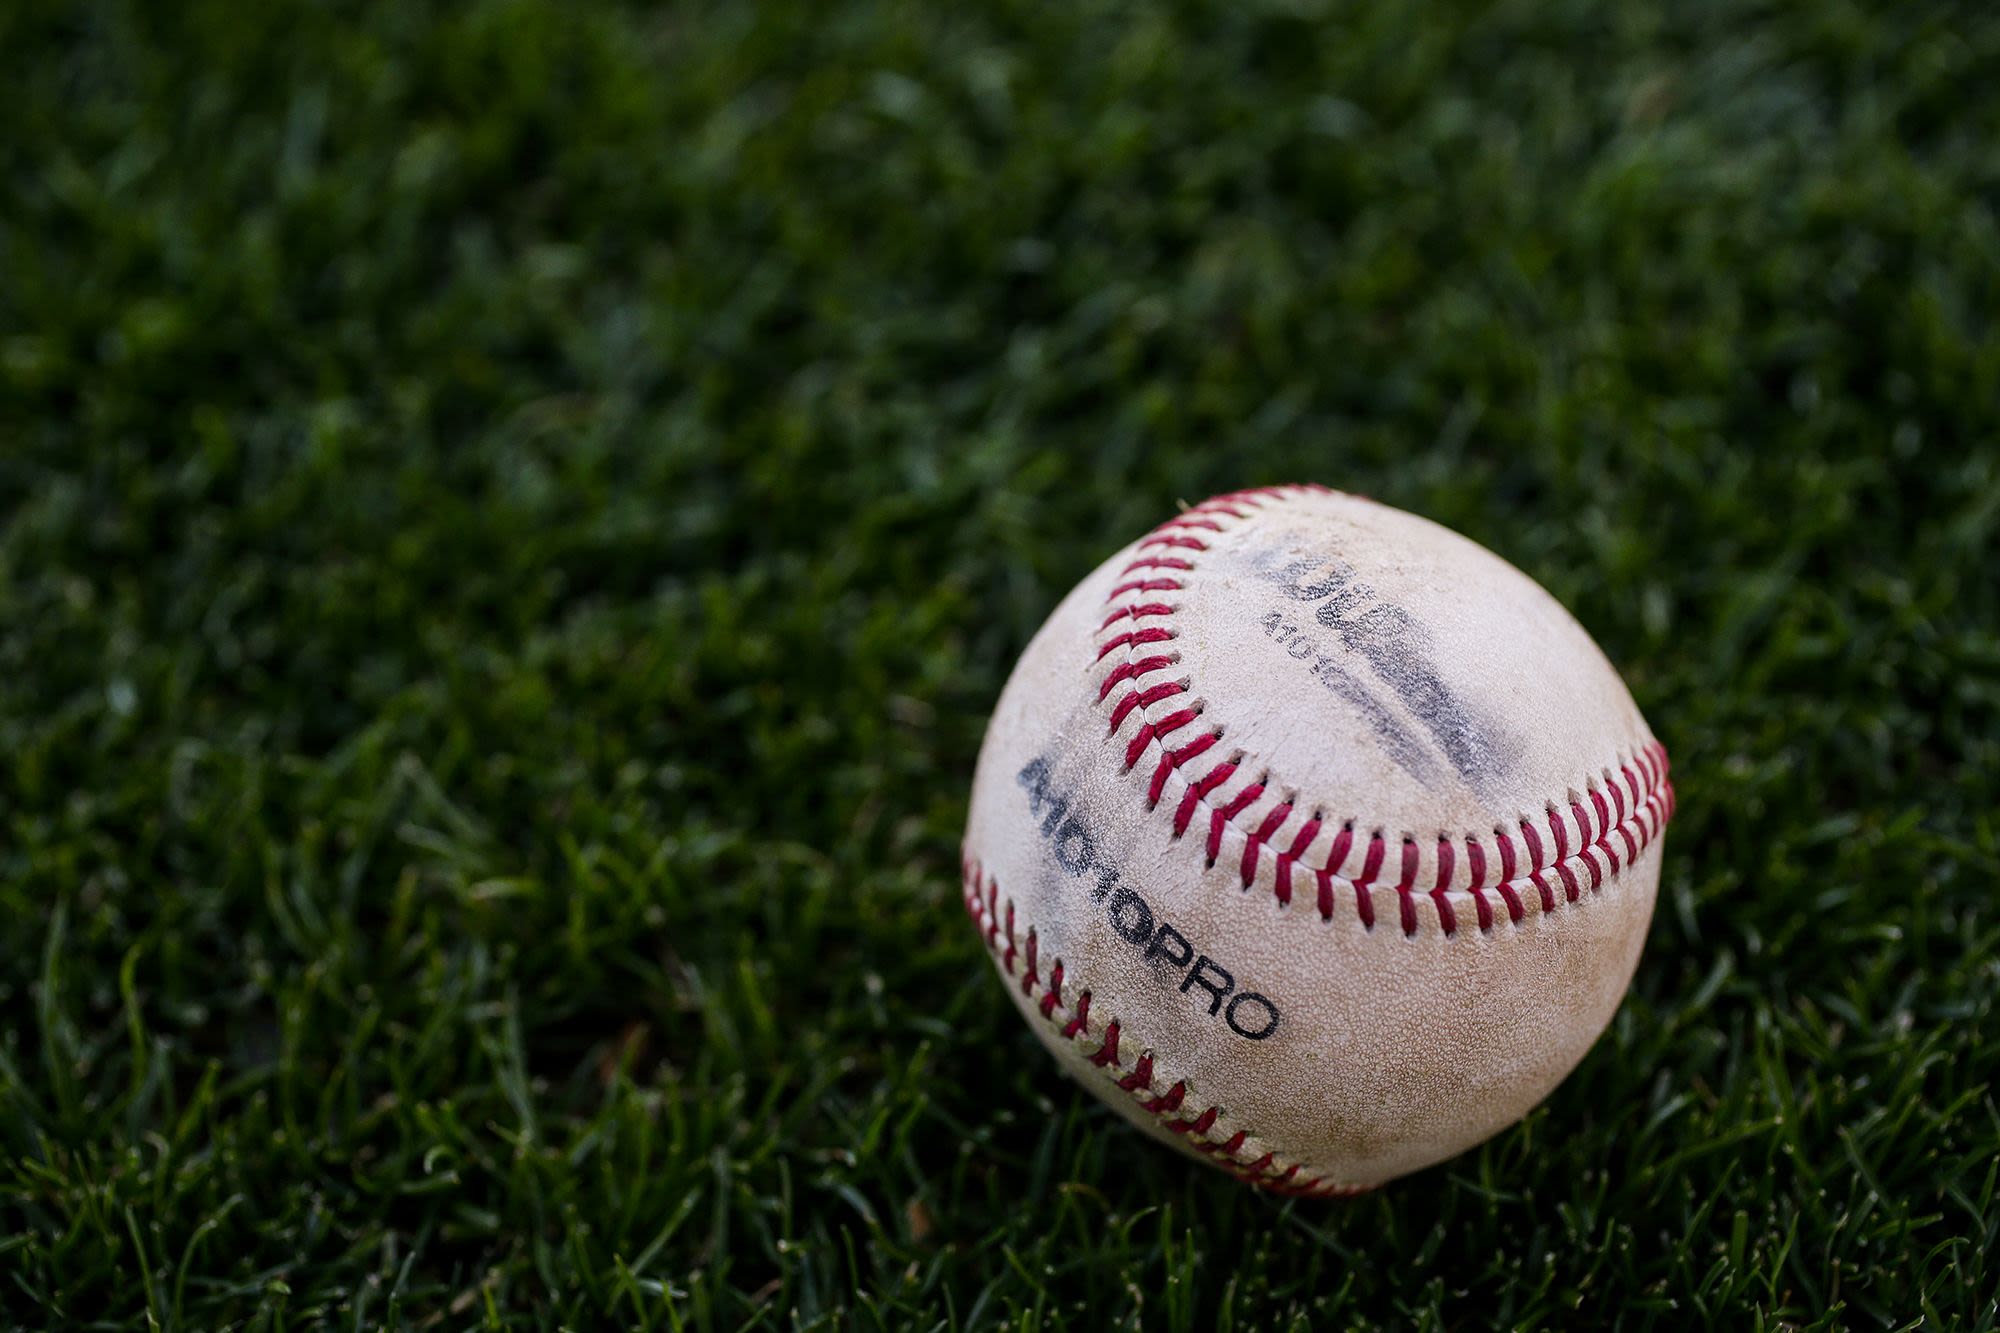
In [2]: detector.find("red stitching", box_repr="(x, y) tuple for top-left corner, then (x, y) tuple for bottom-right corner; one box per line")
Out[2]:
(1063, 989), (1092, 1039)
(1090, 487), (1676, 938)
(1429, 837), (1457, 935)
(1112, 1046), (1144, 1085)
(1241, 801), (1293, 889)
(1312, 865), (1336, 923)
(1354, 835), (1386, 888)
(1463, 836), (1496, 931)
(1107, 680), (1187, 733)
(1393, 839), (1420, 936)
(1327, 823), (1355, 879)
(962, 860), (1369, 1199)
(1209, 782), (1264, 865)
(1141, 726), (1215, 800)
(1108, 577), (1185, 600)
(1096, 627), (1175, 662)
(1172, 760), (1238, 838)
(1099, 602), (1176, 630)
(1093, 1022), (1122, 1068)
(1097, 654), (1179, 702)
(1516, 819), (1554, 912)
(1274, 814), (1318, 906)
(1492, 826), (1527, 922)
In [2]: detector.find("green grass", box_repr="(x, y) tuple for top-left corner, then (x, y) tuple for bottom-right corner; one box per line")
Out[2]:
(2, 0), (1998, 1327)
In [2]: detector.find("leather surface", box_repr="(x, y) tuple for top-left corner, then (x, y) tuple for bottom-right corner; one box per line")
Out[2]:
(963, 486), (1669, 1191)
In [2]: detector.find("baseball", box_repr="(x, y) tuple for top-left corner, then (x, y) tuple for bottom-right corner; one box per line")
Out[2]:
(962, 485), (1674, 1195)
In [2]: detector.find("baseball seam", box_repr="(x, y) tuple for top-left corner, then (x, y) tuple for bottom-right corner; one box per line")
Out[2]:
(1096, 484), (1676, 938)
(962, 855), (1369, 1200)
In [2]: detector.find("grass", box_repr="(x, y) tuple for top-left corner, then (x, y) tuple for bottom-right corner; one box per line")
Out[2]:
(2, 0), (1998, 1327)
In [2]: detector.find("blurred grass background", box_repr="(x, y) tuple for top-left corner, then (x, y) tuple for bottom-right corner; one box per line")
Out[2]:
(2, 0), (1998, 1328)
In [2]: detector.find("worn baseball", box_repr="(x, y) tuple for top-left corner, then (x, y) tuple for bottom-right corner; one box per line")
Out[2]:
(962, 484), (1673, 1195)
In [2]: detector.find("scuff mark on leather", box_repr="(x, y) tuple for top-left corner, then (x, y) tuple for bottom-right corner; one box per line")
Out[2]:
(1250, 545), (1522, 797)
(1256, 609), (1440, 786)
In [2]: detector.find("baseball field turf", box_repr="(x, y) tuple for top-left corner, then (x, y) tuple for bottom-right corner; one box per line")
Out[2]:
(3, 0), (1997, 1327)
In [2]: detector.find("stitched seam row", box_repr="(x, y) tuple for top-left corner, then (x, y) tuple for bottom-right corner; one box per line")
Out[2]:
(963, 857), (1368, 1199)
(1095, 484), (1677, 937)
